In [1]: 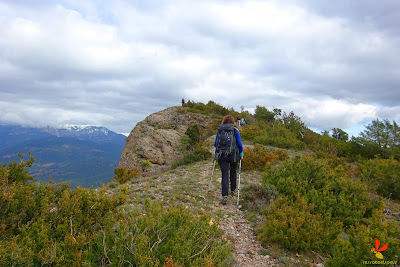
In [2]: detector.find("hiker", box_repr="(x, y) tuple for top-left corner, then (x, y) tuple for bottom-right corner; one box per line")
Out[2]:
(237, 115), (241, 127)
(214, 115), (244, 205)
(182, 98), (185, 107)
(241, 118), (246, 127)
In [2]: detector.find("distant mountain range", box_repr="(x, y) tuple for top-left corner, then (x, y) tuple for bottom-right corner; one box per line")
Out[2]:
(0, 124), (126, 188)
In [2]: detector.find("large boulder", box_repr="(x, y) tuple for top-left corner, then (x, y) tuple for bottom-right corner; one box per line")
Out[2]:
(119, 106), (219, 176)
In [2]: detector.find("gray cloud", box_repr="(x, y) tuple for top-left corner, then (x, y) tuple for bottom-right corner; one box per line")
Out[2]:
(0, 0), (399, 135)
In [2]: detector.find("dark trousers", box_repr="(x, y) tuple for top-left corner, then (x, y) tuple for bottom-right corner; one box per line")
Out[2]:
(218, 154), (238, 197)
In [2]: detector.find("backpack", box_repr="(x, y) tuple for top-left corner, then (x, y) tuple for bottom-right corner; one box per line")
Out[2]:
(215, 124), (238, 158)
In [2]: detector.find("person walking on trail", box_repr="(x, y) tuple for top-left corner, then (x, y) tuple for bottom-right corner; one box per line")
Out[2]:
(237, 115), (241, 127)
(214, 115), (244, 205)
(182, 98), (185, 107)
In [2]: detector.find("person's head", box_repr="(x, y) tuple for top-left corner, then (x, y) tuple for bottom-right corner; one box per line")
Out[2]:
(221, 115), (237, 127)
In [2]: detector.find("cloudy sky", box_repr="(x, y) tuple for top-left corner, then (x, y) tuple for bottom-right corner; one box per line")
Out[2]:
(1, 0), (399, 136)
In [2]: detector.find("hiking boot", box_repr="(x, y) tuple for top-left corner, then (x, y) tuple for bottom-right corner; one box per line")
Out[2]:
(220, 196), (228, 205)
(230, 190), (236, 196)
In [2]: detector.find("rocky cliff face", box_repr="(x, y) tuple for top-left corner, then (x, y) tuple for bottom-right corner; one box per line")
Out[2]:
(119, 106), (218, 176)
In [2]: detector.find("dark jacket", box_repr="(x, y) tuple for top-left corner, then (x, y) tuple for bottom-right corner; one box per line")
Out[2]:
(214, 124), (244, 157)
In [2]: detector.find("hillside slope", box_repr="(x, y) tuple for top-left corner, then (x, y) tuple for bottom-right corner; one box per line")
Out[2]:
(115, 103), (400, 265)
(112, 142), (316, 266)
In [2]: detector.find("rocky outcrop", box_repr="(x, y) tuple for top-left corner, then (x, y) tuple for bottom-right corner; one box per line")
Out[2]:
(119, 106), (219, 176)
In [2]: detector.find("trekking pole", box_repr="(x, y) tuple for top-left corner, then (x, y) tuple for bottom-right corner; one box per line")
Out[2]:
(237, 159), (242, 207)
(210, 154), (217, 186)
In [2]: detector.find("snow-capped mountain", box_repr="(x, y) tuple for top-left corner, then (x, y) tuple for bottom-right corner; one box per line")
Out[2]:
(42, 125), (125, 143)
(0, 124), (127, 188)
(60, 125), (110, 135)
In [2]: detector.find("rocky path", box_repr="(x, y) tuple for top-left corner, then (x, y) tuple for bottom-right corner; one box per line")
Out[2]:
(201, 161), (276, 267)
(216, 201), (275, 266)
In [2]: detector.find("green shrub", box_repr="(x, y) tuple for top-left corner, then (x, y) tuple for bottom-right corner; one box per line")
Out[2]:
(312, 134), (374, 162)
(0, 157), (127, 266)
(358, 157), (400, 200)
(187, 103), (207, 114)
(257, 194), (342, 252)
(114, 167), (140, 184)
(240, 183), (279, 213)
(186, 100), (230, 117)
(391, 146), (400, 160)
(263, 156), (374, 226)
(250, 124), (306, 150)
(178, 134), (191, 152)
(239, 111), (306, 151)
(303, 128), (321, 150)
(242, 145), (288, 171)
(142, 160), (152, 168)
(107, 180), (119, 188)
(314, 150), (347, 170)
(172, 145), (212, 169)
(240, 124), (264, 141)
(205, 100), (231, 116)
(96, 200), (231, 266)
(306, 130), (395, 161)
(254, 131), (305, 150)
(254, 105), (275, 122)
(326, 210), (400, 266)
(0, 158), (231, 266)
(314, 134), (339, 156)
(4, 153), (35, 184)
(185, 124), (200, 145)
(281, 111), (306, 139)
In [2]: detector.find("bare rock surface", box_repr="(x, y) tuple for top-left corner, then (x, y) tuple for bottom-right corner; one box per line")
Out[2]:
(119, 106), (217, 176)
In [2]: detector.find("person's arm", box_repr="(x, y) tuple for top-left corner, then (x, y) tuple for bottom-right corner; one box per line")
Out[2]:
(214, 132), (218, 148)
(235, 129), (244, 158)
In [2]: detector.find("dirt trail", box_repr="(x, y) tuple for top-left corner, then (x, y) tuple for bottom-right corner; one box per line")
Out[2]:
(201, 161), (276, 267)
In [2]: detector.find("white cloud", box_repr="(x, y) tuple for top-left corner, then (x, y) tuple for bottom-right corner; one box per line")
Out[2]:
(294, 98), (378, 130)
(0, 0), (399, 135)
(0, 4), (130, 73)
